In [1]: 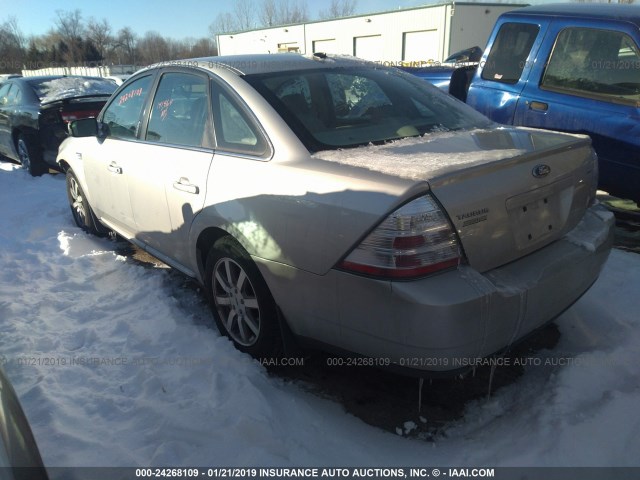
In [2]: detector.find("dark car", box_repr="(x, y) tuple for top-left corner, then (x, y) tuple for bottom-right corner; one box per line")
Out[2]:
(0, 76), (116, 175)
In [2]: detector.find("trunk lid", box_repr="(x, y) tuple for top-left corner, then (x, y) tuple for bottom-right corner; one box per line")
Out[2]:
(427, 128), (597, 272)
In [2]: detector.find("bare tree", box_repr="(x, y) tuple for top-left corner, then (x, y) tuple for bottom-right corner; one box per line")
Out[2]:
(54, 9), (84, 64)
(257, 0), (309, 26)
(0, 17), (24, 48)
(319, 0), (357, 19)
(260, 0), (278, 26)
(138, 31), (170, 64)
(0, 17), (25, 72)
(210, 12), (238, 35)
(115, 27), (137, 65)
(190, 37), (218, 57)
(278, 0), (309, 23)
(54, 9), (83, 39)
(235, 0), (255, 30)
(86, 18), (112, 61)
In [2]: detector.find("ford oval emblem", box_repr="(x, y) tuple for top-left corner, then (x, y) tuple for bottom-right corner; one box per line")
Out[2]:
(532, 164), (551, 178)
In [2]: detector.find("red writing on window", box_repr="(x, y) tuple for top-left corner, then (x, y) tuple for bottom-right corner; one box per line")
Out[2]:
(157, 98), (174, 120)
(118, 87), (144, 105)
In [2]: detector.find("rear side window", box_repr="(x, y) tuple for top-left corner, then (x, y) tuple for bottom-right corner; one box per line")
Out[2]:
(212, 88), (268, 157)
(146, 72), (209, 148)
(102, 75), (153, 140)
(482, 23), (540, 84)
(541, 27), (640, 105)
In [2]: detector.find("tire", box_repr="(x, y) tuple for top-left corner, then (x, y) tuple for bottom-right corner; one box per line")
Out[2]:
(16, 134), (47, 176)
(65, 169), (109, 237)
(205, 237), (281, 359)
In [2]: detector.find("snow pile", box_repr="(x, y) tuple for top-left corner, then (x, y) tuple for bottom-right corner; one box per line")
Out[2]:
(0, 162), (639, 469)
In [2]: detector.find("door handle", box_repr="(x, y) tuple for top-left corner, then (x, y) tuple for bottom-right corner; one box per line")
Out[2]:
(107, 162), (122, 174)
(173, 178), (199, 194)
(528, 101), (548, 112)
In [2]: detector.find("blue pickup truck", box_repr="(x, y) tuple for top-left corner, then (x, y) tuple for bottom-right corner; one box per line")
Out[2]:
(406, 4), (640, 204)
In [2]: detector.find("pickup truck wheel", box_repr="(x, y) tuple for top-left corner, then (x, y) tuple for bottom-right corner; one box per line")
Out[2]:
(205, 237), (281, 359)
(17, 134), (47, 176)
(66, 169), (109, 237)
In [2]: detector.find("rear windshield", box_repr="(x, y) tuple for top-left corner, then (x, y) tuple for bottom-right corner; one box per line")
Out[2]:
(28, 77), (116, 103)
(245, 67), (492, 151)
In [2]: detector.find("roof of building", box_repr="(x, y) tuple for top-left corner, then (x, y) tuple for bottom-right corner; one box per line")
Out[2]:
(218, 2), (527, 36)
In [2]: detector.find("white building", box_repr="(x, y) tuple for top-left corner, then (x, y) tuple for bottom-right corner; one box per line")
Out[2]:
(217, 2), (525, 64)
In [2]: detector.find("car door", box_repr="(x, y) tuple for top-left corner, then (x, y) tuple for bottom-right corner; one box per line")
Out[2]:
(514, 21), (640, 202)
(83, 73), (156, 237)
(127, 69), (214, 272)
(466, 20), (548, 124)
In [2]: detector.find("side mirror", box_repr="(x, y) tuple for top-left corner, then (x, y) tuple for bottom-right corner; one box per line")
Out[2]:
(68, 118), (98, 137)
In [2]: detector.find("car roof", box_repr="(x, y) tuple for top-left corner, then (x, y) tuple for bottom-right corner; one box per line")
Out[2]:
(502, 3), (640, 25)
(155, 53), (374, 76)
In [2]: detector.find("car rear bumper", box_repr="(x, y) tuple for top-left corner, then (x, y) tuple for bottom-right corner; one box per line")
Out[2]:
(259, 204), (614, 373)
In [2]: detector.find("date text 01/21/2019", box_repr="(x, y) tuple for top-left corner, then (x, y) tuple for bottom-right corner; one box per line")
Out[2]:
(134, 467), (496, 478)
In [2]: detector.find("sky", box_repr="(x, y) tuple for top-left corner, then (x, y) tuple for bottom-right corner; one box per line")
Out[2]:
(0, 0), (434, 41)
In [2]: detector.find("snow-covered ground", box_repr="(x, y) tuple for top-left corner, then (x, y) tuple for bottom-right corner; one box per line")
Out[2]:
(1, 162), (639, 468)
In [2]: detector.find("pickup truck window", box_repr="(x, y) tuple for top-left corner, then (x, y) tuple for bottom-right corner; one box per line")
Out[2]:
(482, 23), (539, 84)
(541, 27), (640, 105)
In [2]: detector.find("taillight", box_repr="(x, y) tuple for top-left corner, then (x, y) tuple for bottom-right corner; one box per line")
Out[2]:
(339, 194), (462, 279)
(61, 110), (100, 124)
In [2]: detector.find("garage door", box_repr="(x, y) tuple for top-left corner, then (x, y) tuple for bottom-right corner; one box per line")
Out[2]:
(313, 39), (338, 54)
(403, 30), (439, 63)
(353, 35), (382, 61)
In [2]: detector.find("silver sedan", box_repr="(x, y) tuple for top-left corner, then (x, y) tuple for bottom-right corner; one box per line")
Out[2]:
(57, 54), (614, 372)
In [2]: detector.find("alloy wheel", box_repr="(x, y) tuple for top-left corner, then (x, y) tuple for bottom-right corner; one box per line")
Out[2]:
(17, 139), (31, 172)
(68, 175), (87, 227)
(212, 257), (261, 346)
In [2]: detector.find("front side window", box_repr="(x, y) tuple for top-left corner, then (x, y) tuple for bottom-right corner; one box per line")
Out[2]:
(482, 23), (540, 84)
(146, 72), (209, 148)
(247, 67), (492, 150)
(541, 27), (640, 105)
(102, 75), (153, 140)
